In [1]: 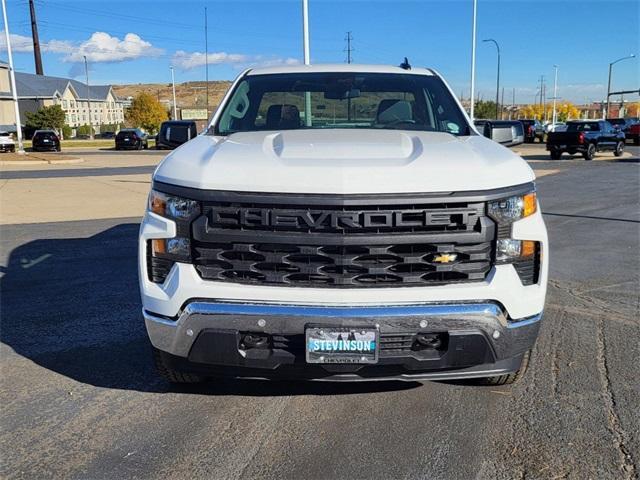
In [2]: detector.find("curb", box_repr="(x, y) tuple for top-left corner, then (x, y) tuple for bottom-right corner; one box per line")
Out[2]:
(0, 157), (84, 166)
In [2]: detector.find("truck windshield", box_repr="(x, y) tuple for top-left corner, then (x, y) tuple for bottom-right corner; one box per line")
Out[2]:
(214, 72), (471, 136)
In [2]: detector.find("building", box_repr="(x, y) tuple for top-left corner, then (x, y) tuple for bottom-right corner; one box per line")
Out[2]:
(0, 61), (125, 133)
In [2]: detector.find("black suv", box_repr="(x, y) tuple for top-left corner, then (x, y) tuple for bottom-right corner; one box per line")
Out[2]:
(115, 129), (149, 150)
(156, 121), (198, 150)
(32, 130), (61, 152)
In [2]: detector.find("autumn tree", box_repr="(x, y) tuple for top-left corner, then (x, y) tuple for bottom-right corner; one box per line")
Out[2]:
(626, 102), (640, 117)
(518, 101), (580, 122)
(125, 92), (168, 134)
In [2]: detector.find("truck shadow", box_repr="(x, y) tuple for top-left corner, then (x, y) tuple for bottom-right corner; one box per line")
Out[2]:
(0, 223), (419, 396)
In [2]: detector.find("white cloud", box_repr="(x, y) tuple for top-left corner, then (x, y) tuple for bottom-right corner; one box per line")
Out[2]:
(63, 32), (162, 63)
(0, 32), (36, 52)
(0, 31), (161, 63)
(172, 50), (300, 70)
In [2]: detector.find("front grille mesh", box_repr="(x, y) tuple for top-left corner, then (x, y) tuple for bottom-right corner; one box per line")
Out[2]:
(193, 241), (492, 287)
(189, 196), (495, 288)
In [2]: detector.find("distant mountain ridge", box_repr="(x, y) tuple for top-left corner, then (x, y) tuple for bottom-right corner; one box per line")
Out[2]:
(112, 81), (233, 110)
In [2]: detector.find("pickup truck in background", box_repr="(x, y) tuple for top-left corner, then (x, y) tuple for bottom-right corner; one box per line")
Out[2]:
(546, 120), (625, 160)
(519, 119), (544, 143)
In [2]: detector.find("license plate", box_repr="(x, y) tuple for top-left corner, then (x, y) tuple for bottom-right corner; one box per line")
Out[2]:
(560, 144), (566, 148)
(306, 326), (379, 364)
(43, 139), (49, 143)
(124, 138), (130, 142)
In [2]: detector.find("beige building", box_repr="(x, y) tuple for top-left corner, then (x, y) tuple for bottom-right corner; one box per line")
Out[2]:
(0, 61), (125, 133)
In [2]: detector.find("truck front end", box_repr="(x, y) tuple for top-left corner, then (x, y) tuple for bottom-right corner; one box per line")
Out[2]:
(139, 65), (548, 384)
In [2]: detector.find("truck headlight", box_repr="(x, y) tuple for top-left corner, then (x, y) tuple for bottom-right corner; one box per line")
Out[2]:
(146, 190), (200, 282)
(488, 191), (537, 223)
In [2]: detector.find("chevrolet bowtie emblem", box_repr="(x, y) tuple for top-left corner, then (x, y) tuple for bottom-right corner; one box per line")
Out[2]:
(433, 253), (458, 264)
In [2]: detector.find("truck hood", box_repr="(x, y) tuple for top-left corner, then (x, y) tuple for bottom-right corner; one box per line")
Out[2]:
(153, 129), (535, 194)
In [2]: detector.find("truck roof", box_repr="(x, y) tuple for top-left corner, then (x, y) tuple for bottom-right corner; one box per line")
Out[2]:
(246, 63), (436, 76)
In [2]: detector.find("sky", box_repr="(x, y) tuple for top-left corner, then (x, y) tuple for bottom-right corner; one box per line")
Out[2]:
(1, 0), (638, 104)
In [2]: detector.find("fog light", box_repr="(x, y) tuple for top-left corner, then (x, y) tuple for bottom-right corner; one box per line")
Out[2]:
(496, 239), (536, 263)
(166, 237), (190, 256)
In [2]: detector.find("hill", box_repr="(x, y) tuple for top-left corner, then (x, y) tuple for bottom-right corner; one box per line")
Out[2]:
(112, 81), (232, 110)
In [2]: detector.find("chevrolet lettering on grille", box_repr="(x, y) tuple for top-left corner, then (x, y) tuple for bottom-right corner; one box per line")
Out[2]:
(209, 207), (477, 232)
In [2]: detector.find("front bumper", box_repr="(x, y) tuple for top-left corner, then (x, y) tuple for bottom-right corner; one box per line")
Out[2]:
(145, 301), (541, 381)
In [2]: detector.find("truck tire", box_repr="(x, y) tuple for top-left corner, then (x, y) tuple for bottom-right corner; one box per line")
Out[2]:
(550, 149), (561, 160)
(475, 350), (531, 386)
(583, 143), (596, 160)
(613, 141), (624, 157)
(152, 346), (204, 384)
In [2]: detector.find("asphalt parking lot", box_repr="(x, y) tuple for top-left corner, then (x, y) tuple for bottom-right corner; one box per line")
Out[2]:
(1, 144), (638, 479)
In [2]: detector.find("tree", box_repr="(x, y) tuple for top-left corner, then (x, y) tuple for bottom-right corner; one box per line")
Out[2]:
(62, 125), (72, 139)
(25, 105), (66, 131)
(518, 101), (580, 122)
(474, 100), (498, 119)
(77, 124), (92, 136)
(125, 92), (168, 134)
(626, 102), (640, 117)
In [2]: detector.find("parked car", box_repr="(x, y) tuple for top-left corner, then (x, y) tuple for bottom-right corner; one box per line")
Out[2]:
(0, 131), (16, 152)
(156, 121), (198, 150)
(519, 119), (544, 143)
(100, 131), (116, 139)
(32, 130), (61, 152)
(608, 118), (639, 144)
(546, 120), (625, 160)
(474, 119), (524, 147)
(115, 128), (148, 150)
(141, 63), (548, 385)
(625, 121), (640, 145)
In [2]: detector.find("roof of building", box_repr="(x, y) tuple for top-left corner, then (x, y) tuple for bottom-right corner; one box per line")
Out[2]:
(12, 71), (115, 101)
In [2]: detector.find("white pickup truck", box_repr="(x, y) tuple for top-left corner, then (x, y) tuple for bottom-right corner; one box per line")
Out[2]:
(139, 64), (548, 385)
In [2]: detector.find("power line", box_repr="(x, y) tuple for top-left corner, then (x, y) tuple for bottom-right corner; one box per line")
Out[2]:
(344, 31), (353, 64)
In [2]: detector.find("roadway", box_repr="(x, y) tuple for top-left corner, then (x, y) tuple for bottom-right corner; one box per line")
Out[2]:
(0, 145), (638, 479)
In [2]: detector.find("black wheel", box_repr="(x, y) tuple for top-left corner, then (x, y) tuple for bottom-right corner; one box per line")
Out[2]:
(137, 141), (143, 150)
(583, 143), (596, 160)
(550, 149), (561, 160)
(613, 141), (624, 157)
(144, 141), (149, 150)
(474, 351), (531, 386)
(152, 346), (204, 384)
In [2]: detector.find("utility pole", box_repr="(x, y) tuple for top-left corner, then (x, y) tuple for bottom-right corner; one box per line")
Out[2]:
(344, 31), (353, 63)
(204, 6), (209, 118)
(501, 87), (504, 119)
(84, 55), (94, 140)
(2, 0), (24, 153)
(170, 66), (177, 120)
(302, 0), (311, 126)
(28, 0), (43, 75)
(469, 0), (478, 120)
(511, 87), (515, 120)
(552, 64), (558, 125)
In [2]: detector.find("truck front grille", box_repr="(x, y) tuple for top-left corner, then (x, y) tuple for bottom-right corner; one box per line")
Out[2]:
(189, 194), (496, 288)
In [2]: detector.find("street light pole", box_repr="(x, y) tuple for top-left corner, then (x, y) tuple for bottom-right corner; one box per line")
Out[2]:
(552, 64), (558, 125)
(483, 38), (500, 119)
(469, 0), (477, 120)
(84, 55), (94, 140)
(1, 0), (24, 153)
(606, 54), (635, 118)
(170, 66), (177, 120)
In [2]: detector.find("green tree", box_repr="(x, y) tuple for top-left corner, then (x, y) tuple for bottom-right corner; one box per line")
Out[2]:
(125, 92), (168, 134)
(77, 124), (92, 136)
(474, 100), (498, 119)
(25, 105), (66, 131)
(62, 125), (72, 139)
